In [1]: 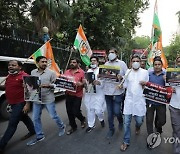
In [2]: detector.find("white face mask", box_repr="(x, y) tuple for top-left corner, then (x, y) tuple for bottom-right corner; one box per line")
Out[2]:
(90, 64), (97, 69)
(132, 62), (140, 70)
(8, 71), (18, 75)
(108, 53), (117, 61)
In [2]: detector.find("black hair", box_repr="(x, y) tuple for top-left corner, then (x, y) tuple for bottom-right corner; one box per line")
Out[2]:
(9, 60), (23, 68)
(131, 54), (141, 61)
(36, 56), (47, 63)
(90, 56), (99, 62)
(153, 56), (163, 64)
(108, 47), (118, 54)
(70, 57), (80, 64)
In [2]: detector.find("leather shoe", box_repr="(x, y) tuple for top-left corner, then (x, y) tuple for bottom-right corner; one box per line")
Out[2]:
(21, 132), (35, 140)
(66, 128), (77, 135)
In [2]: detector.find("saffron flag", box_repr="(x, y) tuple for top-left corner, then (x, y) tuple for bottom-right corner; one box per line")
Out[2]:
(32, 41), (60, 76)
(146, 0), (168, 69)
(74, 25), (92, 66)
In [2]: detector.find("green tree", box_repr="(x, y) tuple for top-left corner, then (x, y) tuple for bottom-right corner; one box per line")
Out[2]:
(31, 0), (72, 35)
(0, 0), (32, 34)
(166, 34), (180, 63)
(60, 0), (149, 50)
(132, 36), (151, 49)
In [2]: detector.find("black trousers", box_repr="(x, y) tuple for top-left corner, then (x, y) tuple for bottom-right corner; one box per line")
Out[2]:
(146, 104), (166, 135)
(65, 95), (85, 129)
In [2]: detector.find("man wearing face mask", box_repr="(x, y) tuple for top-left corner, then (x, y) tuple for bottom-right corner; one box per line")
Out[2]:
(0, 60), (35, 152)
(84, 56), (106, 133)
(120, 55), (149, 151)
(103, 48), (128, 139)
(169, 56), (180, 154)
(63, 58), (86, 135)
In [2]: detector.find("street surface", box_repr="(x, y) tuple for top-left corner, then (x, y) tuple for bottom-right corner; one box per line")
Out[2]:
(0, 97), (173, 154)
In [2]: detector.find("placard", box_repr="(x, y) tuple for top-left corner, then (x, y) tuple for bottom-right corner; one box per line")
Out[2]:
(85, 72), (96, 93)
(166, 68), (180, 86)
(55, 76), (77, 92)
(143, 82), (173, 105)
(23, 76), (41, 102)
(99, 65), (120, 82)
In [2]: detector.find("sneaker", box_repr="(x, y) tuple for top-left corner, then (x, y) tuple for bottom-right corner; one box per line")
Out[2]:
(59, 125), (66, 137)
(81, 119), (86, 128)
(86, 126), (96, 133)
(100, 120), (105, 128)
(21, 132), (35, 140)
(26, 136), (45, 146)
(106, 129), (114, 139)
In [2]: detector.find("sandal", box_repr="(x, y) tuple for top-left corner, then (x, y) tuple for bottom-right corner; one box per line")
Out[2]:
(120, 143), (129, 151)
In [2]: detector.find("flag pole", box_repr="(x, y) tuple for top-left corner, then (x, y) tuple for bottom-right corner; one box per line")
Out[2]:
(65, 47), (74, 71)
(140, 44), (151, 58)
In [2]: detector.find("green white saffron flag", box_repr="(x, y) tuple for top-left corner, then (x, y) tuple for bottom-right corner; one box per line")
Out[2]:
(74, 25), (92, 66)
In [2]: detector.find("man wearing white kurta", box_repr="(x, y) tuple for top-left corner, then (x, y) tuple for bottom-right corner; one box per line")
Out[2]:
(120, 55), (149, 151)
(84, 56), (106, 133)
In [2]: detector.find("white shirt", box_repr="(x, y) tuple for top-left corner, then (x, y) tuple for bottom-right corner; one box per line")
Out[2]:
(83, 67), (106, 111)
(170, 86), (180, 109)
(103, 59), (128, 95)
(123, 68), (149, 116)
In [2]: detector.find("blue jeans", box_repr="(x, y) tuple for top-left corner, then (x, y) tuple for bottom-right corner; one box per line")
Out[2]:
(105, 94), (123, 131)
(123, 114), (144, 145)
(0, 102), (35, 149)
(33, 102), (64, 139)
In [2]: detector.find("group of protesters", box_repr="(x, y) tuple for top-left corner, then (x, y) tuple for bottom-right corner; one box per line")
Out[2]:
(0, 48), (179, 154)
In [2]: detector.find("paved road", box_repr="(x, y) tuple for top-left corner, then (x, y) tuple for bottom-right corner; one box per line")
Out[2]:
(0, 97), (173, 154)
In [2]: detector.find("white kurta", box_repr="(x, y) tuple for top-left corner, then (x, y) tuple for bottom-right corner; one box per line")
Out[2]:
(84, 68), (106, 113)
(123, 68), (149, 116)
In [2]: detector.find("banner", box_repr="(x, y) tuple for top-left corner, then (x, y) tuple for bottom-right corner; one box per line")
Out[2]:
(23, 76), (41, 102)
(166, 68), (180, 86)
(85, 72), (96, 93)
(143, 82), (173, 105)
(55, 76), (77, 92)
(99, 65), (120, 82)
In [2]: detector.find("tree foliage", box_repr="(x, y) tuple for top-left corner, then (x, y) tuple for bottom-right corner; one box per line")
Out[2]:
(0, 0), (32, 34)
(60, 0), (149, 50)
(31, 0), (72, 35)
(132, 36), (151, 49)
(165, 34), (180, 64)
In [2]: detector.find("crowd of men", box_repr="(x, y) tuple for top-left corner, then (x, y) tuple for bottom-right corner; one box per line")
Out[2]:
(0, 48), (179, 154)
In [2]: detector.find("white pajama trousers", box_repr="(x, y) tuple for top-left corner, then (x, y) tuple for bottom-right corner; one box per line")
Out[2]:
(87, 108), (104, 127)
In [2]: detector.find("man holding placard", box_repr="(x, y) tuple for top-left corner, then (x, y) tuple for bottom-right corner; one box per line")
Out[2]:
(102, 48), (128, 139)
(64, 58), (86, 135)
(84, 56), (106, 133)
(146, 57), (166, 135)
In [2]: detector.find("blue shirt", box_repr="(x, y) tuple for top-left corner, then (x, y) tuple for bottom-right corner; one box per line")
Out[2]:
(146, 70), (165, 105)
